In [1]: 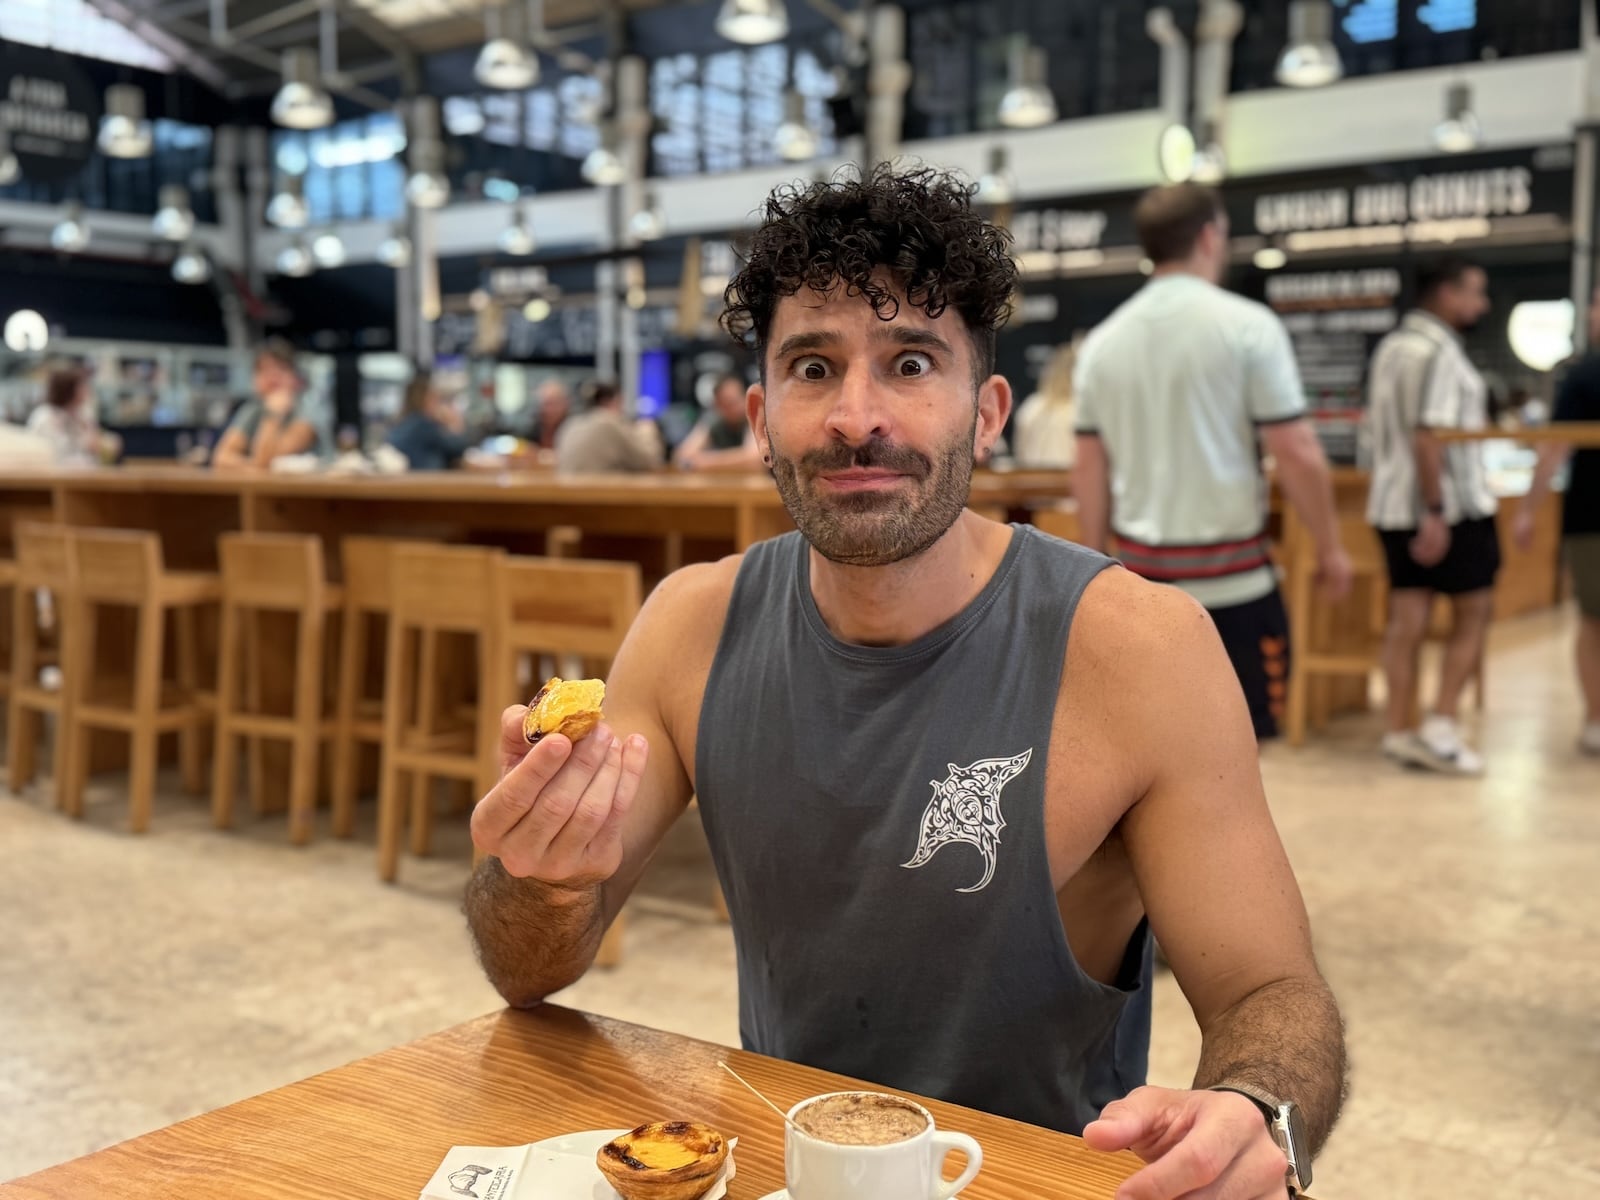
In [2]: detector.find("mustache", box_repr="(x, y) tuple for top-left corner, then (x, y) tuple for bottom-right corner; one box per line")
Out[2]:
(794, 438), (933, 479)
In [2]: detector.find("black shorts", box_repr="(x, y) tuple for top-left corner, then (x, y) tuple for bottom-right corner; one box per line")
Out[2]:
(1377, 516), (1502, 594)
(1208, 587), (1290, 741)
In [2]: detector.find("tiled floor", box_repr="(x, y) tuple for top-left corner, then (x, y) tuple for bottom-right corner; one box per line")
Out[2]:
(2, 607), (1597, 1198)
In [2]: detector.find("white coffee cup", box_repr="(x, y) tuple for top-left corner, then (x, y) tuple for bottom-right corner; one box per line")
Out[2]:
(785, 1091), (983, 1200)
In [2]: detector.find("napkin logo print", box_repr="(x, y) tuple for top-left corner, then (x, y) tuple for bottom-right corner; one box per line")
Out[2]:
(446, 1165), (493, 1197)
(902, 748), (1032, 893)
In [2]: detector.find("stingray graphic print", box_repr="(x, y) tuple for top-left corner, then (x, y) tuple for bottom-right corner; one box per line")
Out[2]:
(901, 749), (1033, 893)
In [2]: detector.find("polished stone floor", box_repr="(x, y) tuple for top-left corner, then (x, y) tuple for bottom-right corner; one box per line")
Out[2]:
(2, 608), (1596, 1198)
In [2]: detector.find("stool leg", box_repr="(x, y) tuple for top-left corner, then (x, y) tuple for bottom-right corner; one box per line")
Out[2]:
(377, 622), (414, 883)
(245, 606), (267, 817)
(128, 599), (165, 834)
(288, 604), (323, 846)
(407, 629), (441, 858)
(57, 594), (95, 819)
(330, 606), (364, 838)
(7, 593), (39, 794)
(211, 599), (242, 829)
(175, 605), (205, 796)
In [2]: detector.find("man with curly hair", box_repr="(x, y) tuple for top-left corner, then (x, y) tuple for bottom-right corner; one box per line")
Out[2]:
(466, 167), (1345, 1200)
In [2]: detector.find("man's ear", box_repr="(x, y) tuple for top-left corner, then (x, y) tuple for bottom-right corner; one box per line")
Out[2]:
(747, 381), (770, 464)
(974, 374), (1012, 461)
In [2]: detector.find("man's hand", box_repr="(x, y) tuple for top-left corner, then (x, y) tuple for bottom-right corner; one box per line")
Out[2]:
(262, 388), (296, 417)
(1409, 512), (1451, 567)
(470, 707), (649, 889)
(1315, 544), (1353, 602)
(1083, 1087), (1289, 1200)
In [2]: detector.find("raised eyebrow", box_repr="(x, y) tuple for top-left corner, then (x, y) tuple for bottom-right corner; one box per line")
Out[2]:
(870, 327), (954, 356)
(773, 331), (842, 360)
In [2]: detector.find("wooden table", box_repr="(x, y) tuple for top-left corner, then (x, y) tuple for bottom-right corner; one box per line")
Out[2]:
(1432, 421), (1600, 446)
(0, 1006), (1142, 1200)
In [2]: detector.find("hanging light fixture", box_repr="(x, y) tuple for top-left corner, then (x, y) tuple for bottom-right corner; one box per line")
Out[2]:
(974, 145), (1016, 206)
(152, 184), (195, 241)
(272, 47), (334, 130)
(1253, 247), (1288, 271)
(405, 97), (451, 209)
(312, 231), (347, 268)
(774, 89), (820, 162)
(581, 122), (626, 186)
(1276, 1), (1343, 88)
(376, 222), (412, 268)
(997, 39), (1057, 129)
(715, 0), (788, 44)
(1190, 122), (1227, 184)
(0, 127), (22, 186)
(497, 206), (536, 255)
(99, 84), (153, 158)
(475, 0), (539, 90)
(276, 239), (315, 277)
(628, 191), (665, 241)
(1433, 83), (1481, 153)
(50, 203), (90, 253)
(522, 296), (552, 322)
(266, 173), (309, 228)
(172, 244), (211, 284)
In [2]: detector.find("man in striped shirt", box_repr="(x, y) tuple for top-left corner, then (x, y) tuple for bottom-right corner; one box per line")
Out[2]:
(1365, 256), (1498, 774)
(1074, 183), (1351, 739)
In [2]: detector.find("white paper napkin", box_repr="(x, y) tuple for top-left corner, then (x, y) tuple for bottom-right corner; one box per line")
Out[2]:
(421, 1135), (737, 1200)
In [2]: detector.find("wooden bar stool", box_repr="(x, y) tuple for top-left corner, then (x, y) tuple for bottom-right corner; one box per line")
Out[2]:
(377, 544), (507, 883)
(58, 529), (218, 832)
(0, 555), (14, 712)
(7, 523), (76, 802)
(495, 555), (642, 965)
(329, 536), (401, 839)
(211, 533), (343, 846)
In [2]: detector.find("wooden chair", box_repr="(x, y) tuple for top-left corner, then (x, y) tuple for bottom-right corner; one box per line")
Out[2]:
(1030, 505), (1082, 544)
(211, 533), (343, 845)
(58, 528), (218, 832)
(329, 536), (402, 839)
(0, 555), (14, 712)
(377, 544), (508, 883)
(7, 523), (75, 801)
(495, 555), (643, 965)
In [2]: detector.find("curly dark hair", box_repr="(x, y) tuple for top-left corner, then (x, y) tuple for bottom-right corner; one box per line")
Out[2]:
(722, 165), (1017, 386)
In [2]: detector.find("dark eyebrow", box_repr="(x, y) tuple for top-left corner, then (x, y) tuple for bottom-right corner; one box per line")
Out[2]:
(773, 330), (842, 361)
(871, 327), (955, 357)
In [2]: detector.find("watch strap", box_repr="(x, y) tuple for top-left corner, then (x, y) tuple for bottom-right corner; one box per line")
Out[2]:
(1207, 1082), (1280, 1123)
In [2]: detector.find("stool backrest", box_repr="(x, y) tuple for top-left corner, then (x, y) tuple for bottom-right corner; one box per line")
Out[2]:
(218, 533), (326, 610)
(502, 556), (641, 662)
(14, 521), (75, 591)
(390, 544), (506, 633)
(340, 536), (403, 613)
(70, 528), (161, 603)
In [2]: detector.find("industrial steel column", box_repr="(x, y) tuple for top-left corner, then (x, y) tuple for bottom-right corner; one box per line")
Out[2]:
(616, 52), (648, 406)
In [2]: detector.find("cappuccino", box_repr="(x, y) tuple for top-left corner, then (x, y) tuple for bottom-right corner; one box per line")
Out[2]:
(793, 1093), (930, 1147)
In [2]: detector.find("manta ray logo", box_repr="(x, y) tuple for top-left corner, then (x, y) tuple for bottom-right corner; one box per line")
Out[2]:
(902, 749), (1032, 893)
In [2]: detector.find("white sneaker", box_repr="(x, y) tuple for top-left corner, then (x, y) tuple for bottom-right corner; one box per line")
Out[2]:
(1581, 723), (1600, 756)
(1381, 731), (1431, 767)
(1412, 714), (1486, 776)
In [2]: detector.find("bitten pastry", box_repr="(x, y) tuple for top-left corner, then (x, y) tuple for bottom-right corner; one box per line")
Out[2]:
(596, 1122), (728, 1200)
(522, 676), (606, 745)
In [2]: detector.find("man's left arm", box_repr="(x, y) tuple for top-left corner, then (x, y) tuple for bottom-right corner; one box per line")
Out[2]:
(1080, 577), (1345, 1198)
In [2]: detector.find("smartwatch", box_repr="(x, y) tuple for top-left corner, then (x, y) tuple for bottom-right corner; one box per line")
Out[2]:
(1208, 1082), (1311, 1196)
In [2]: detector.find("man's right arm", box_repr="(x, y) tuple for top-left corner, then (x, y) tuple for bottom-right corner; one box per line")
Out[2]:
(464, 563), (720, 1006)
(1259, 419), (1352, 601)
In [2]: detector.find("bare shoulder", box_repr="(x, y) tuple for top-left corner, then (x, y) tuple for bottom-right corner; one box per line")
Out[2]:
(637, 554), (743, 641)
(1067, 565), (1222, 683)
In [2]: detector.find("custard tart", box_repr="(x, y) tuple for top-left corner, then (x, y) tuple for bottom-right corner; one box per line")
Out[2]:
(595, 1121), (728, 1200)
(522, 676), (606, 745)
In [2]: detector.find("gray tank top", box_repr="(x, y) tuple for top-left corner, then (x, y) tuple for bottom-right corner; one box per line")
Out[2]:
(695, 524), (1153, 1134)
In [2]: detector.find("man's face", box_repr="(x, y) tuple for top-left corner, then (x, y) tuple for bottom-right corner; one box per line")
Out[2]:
(1442, 267), (1491, 331)
(749, 276), (1010, 568)
(1199, 213), (1230, 284)
(713, 380), (746, 426)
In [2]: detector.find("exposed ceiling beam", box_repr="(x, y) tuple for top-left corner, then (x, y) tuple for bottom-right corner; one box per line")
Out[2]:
(330, 0), (422, 92)
(82, 0), (233, 92)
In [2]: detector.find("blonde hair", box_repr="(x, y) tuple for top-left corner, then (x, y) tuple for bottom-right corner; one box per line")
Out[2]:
(1035, 340), (1080, 407)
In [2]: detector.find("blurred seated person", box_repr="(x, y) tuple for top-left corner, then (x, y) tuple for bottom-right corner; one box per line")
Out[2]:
(386, 371), (474, 470)
(529, 379), (572, 450)
(555, 381), (663, 474)
(27, 367), (121, 465)
(212, 339), (325, 468)
(0, 420), (54, 465)
(673, 373), (761, 472)
(1012, 341), (1079, 469)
